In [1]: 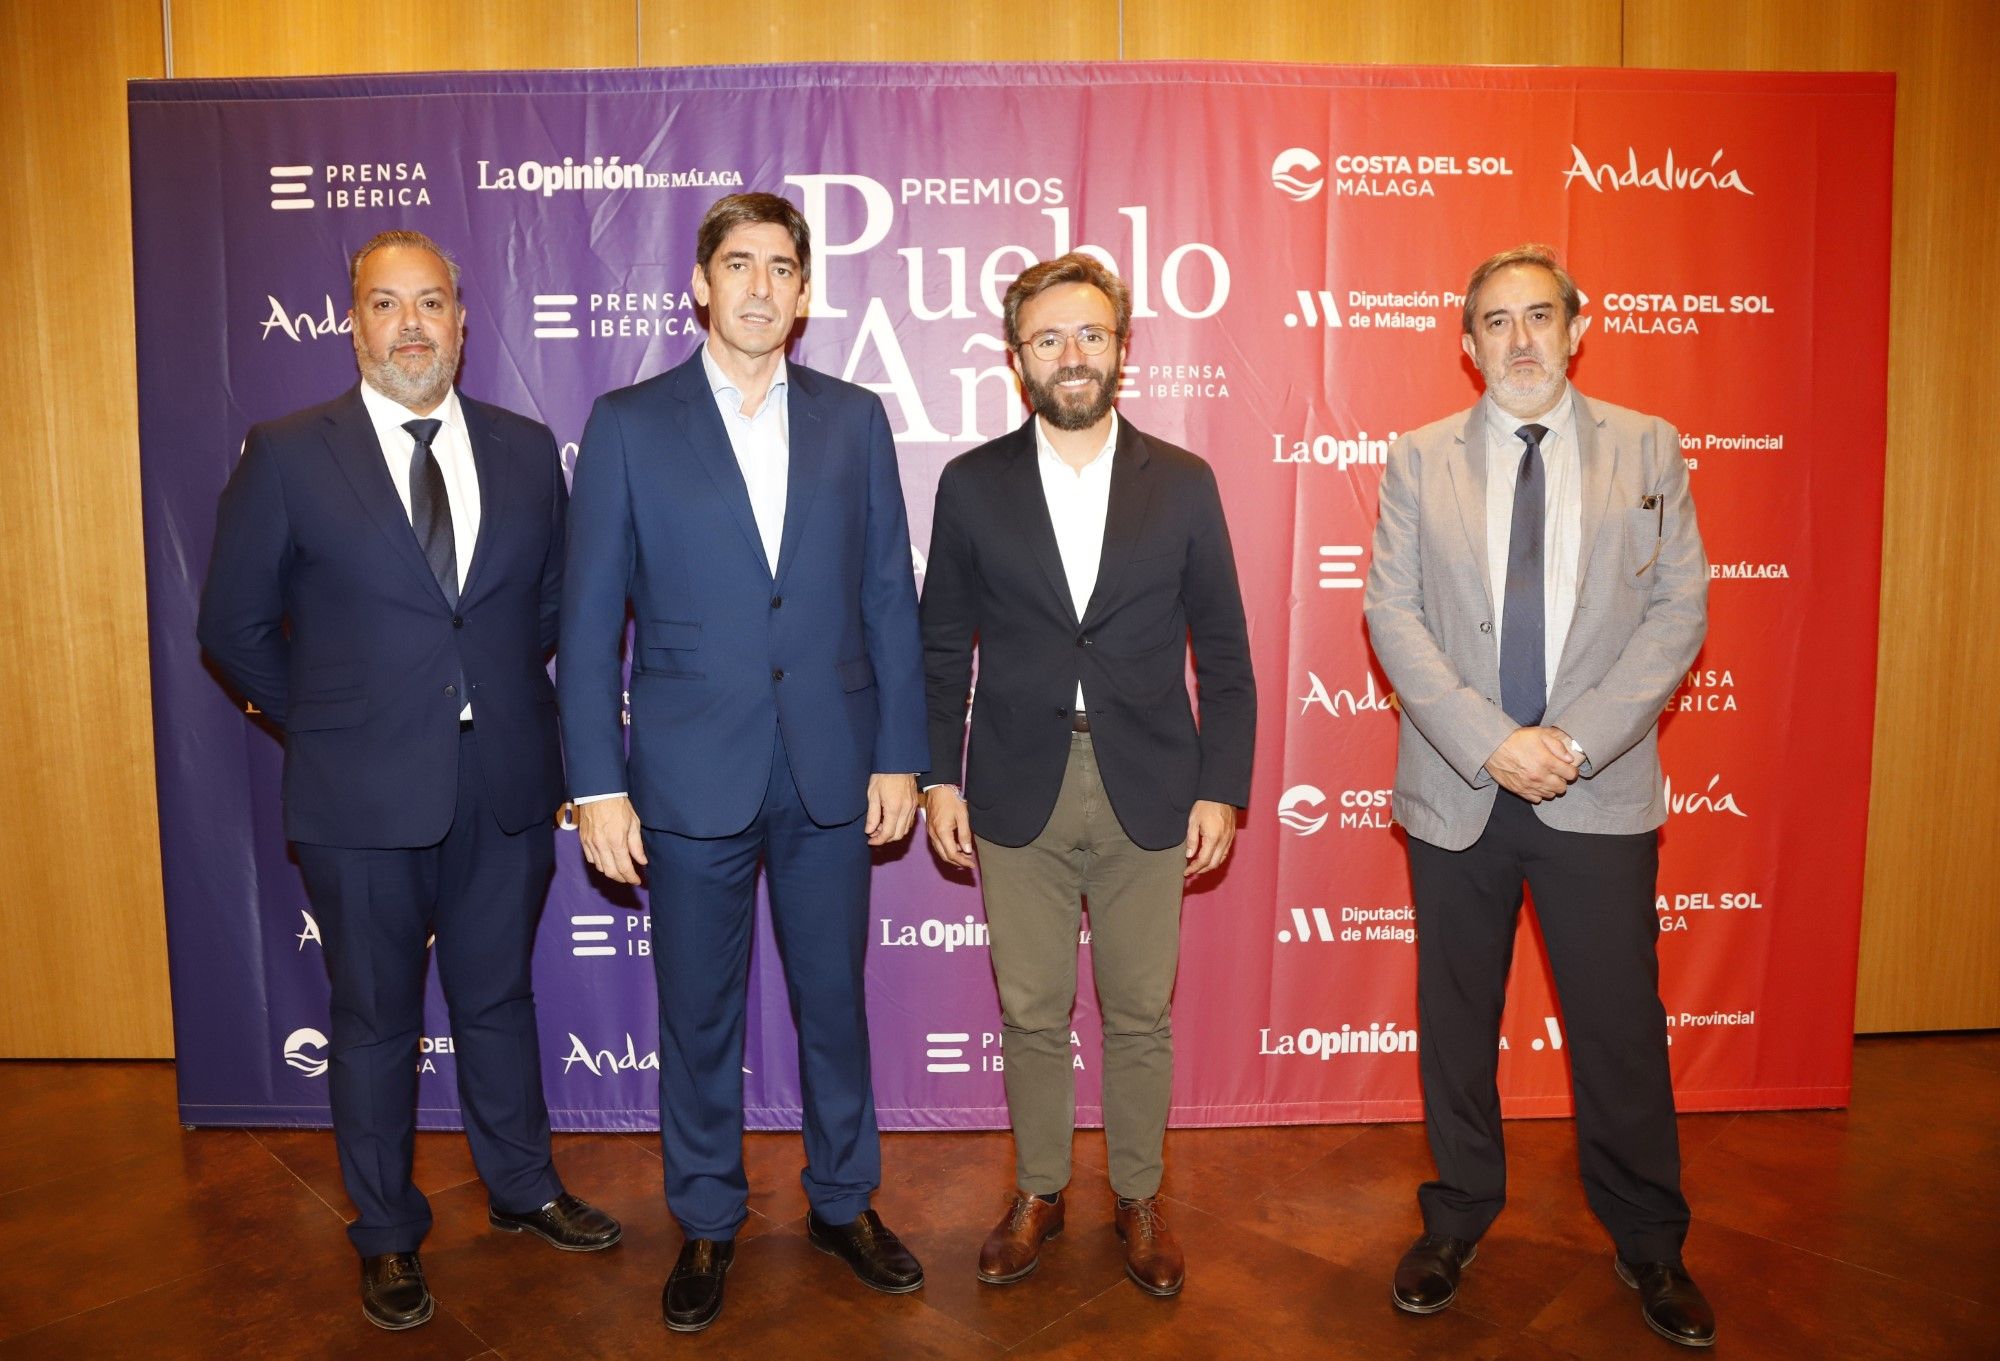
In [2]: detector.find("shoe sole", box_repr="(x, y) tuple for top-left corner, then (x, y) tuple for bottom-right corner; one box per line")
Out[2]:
(1391, 1244), (1476, 1315)
(489, 1212), (623, 1252)
(362, 1297), (434, 1331)
(808, 1230), (925, 1294)
(1615, 1259), (1716, 1349)
(977, 1224), (1064, 1285)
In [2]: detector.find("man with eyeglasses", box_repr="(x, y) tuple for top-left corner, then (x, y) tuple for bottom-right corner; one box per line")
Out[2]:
(919, 252), (1255, 1297)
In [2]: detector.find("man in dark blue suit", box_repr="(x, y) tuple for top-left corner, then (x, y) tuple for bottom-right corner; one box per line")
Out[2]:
(199, 231), (620, 1332)
(559, 192), (929, 1333)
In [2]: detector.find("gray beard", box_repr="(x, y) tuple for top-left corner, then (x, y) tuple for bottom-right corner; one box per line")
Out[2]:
(358, 340), (455, 411)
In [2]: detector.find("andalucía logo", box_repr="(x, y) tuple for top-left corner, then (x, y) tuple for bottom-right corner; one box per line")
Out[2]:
(1562, 146), (1753, 195)
(1270, 148), (1325, 202)
(283, 1027), (328, 1077)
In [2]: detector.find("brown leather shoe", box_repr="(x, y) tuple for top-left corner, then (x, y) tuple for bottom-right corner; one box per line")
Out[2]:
(1114, 1196), (1184, 1297)
(977, 1193), (1065, 1284)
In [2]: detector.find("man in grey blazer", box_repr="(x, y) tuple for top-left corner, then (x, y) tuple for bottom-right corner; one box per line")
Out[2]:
(1363, 244), (1716, 1348)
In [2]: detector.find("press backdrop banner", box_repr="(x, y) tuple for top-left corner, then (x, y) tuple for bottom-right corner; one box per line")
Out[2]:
(132, 64), (1893, 1131)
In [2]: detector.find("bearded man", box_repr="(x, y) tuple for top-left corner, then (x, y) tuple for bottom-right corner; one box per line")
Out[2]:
(199, 230), (619, 1332)
(919, 252), (1256, 1298)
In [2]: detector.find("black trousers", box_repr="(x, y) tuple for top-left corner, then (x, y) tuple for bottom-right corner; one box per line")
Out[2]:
(1406, 791), (1688, 1263)
(295, 727), (562, 1256)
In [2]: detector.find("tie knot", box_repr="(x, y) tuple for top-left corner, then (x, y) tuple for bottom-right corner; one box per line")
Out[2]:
(403, 417), (444, 449)
(1516, 423), (1549, 450)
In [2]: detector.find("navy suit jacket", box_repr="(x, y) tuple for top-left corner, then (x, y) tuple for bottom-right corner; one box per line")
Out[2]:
(558, 352), (927, 837)
(197, 386), (568, 848)
(922, 415), (1257, 850)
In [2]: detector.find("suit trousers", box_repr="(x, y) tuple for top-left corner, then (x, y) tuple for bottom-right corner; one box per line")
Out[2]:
(640, 727), (879, 1239)
(974, 733), (1186, 1200)
(294, 727), (562, 1257)
(1406, 791), (1688, 1263)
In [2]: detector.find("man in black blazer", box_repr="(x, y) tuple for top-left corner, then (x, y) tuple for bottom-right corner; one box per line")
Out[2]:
(198, 231), (619, 1332)
(921, 253), (1255, 1297)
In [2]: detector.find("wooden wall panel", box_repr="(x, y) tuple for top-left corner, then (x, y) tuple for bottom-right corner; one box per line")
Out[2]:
(170, 0), (637, 76)
(1626, 0), (2000, 1031)
(0, 0), (171, 1057)
(1126, 0), (1622, 65)
(638, 0), (1118, 64)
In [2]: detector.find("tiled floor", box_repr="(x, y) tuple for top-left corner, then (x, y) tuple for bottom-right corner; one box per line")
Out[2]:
(2, 1035), (1995, 1358)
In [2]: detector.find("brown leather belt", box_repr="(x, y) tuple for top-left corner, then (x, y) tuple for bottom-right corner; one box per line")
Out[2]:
(1070, 710), (1090, 733)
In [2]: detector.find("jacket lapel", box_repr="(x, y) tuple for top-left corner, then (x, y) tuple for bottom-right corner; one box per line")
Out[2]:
(1446, 404), (1493, 617)
(321, 386), (450, 606)
(456, 395), (506, 606)
(1000, 418), (1079, 626)
(669, 354), (770, 575)
(1568, 391), (1618, 601)
(773, 366), (823, 590)
(1080, 417), (1153, 627)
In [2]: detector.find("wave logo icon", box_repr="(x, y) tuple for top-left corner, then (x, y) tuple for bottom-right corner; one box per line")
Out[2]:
(1271, 148), (1325, 202)
(284, 1027), (329, 1077)
(1278, 784), (1329, 836)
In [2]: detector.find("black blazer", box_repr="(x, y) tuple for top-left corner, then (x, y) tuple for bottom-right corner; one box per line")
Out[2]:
(197, 386), (568, 848)
(921, 415), (1255, 850)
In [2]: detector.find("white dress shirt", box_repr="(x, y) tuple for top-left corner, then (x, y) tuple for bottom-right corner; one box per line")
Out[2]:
(359, 380), (479, 719)
(1035, 411), (1119, 711)
(1484, 387), (1582, 711)
(702, 342), (790, 576)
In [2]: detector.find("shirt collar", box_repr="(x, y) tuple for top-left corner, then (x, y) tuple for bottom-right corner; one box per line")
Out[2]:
(1482, 384), (1575, 452)
(701, 341), (788, 412)
(1033, 409), (1120, 473)
(359, 378), (463, 438)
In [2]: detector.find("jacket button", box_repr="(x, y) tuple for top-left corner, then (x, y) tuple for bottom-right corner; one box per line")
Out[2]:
(1075, 635), (1087, 648)
(1479, 621), (1493, 634)
(770, 596), (783, 609)
(443, 684), (457, 697)
(1055, 708), (1068, 718)
(451, 615), (464, 629)
(772, 669), (785, 682)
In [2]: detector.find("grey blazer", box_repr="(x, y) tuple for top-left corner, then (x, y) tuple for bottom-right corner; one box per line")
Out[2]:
(1362, 390), (1708, 851)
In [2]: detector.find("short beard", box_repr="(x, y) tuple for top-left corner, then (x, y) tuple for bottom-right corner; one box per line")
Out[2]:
(357, 334), (458, 411)
(1484, 358), (1566, 419)
(1024, 364), (1117, 432)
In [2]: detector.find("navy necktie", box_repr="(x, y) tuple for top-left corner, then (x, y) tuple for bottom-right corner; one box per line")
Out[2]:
(1500, 423), (1550, 727)
(403, 418), (457, 608)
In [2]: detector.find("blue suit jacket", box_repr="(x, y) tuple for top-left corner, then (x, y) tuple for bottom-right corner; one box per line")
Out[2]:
(197, 386), (568, 847)
(558, 352), (927, 837)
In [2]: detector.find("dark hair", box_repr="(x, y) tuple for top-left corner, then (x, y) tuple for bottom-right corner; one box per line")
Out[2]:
(1001, 252), (1134, 349)
(349, 230), (461, 302)
(695, 192), (812, 281)
(1461, 243), (1581, 334)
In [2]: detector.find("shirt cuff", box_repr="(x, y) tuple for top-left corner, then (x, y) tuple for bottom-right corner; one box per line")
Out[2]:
(572, 791), (627, 805)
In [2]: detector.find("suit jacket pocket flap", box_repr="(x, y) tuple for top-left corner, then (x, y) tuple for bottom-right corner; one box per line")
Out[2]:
(838, 657), (876, 692)
(286, 696), (368, 732)
(644, 620), (703, 654)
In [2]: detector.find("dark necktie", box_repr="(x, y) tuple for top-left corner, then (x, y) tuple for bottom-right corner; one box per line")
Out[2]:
(1500, 423), (1550, 726)
(403, 418), (457, 608)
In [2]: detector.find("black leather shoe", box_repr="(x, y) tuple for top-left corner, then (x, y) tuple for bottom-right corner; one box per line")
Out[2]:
(489, 1191), (623, 1251)
(1616, 1257), (1717, 1348)
(806, 1208), (925, 1294)
(1391, 1232), (1477, 1314)
(360, 1251), (433, 1330)
(662, 1237), (735, 1333)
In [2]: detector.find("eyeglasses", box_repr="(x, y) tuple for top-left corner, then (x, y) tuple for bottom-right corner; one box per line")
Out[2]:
(1019, 326), (1116, 361)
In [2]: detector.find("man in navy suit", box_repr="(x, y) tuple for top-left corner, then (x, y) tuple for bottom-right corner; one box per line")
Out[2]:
(199, 231), (620, 1333)
(559, 192), (929, 1333)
